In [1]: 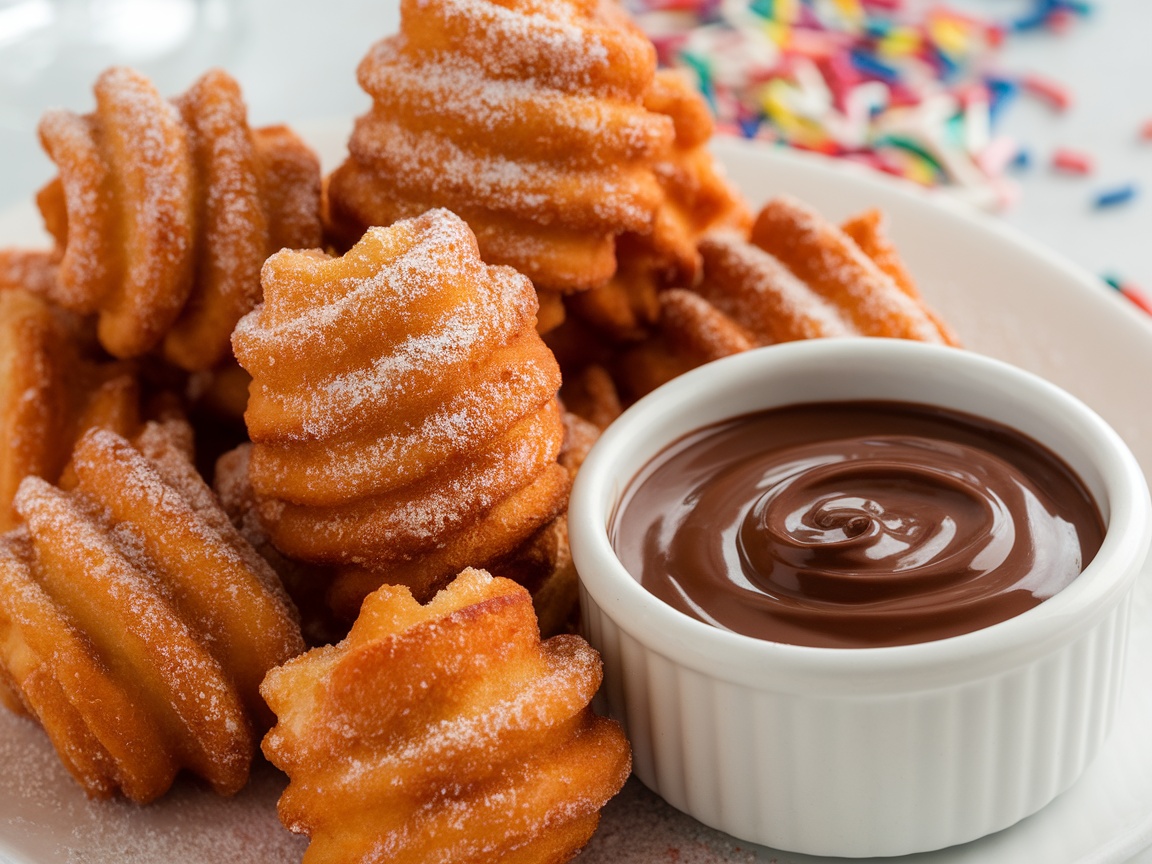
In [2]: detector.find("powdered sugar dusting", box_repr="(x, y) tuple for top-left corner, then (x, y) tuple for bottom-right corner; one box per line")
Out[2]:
(328, 0), (668, 293)
(699, 231), (854, 343)
(352, 114), (656, 229)
(359, 43), (666, 164)
(36, 110), (114, 311)
(404, 0), (624, 94)
(96, 67), (195, 325)
(164, 69), (268, 368)
(254, 363), (558, 502)
(13, 472), (247, 758)
(279, 405), (558, 553)
(0, 711), (305, 864)
(246, 273), (536, 443)
(239, 209), (486, 341)
(754, 196), (946, 343)
(0, 249), (59, 298)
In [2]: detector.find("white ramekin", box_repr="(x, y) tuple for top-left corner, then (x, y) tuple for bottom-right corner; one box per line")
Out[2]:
(570, 339), (1151, 858)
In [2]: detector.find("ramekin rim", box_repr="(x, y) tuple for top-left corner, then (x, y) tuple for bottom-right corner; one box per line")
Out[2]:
(570, 339), (1151, 688)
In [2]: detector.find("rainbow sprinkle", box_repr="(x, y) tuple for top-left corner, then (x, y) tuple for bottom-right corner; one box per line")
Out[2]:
(1104, 274), (1152, 316)
(1093, 183), (1138, 209)
(627, 0), (1093, 210)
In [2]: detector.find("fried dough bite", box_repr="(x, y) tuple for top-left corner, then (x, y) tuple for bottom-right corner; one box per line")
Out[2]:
(35, 66), (322, 370)
(0, 420), (304, 802)
(567, 69), (751, 341)
(615, 198), (960, 399)
(840, 207), (962, 345)
(614, 287), (755, 401)
(326, 0), (675, 318)
(233, 209), (571, 619)
(260, 567), (631, 864)
(0, 288), (141, 531)
(214, 443), (346, 649)
(746, 196), (958, 345)
(491, 410), (602, 637)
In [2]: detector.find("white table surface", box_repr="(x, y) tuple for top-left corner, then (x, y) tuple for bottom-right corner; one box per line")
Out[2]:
(1, 1), (1150, 861)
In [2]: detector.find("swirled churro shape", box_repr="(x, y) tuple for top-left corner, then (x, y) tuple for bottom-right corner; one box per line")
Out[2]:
(0, 421), (304, 802)
(615, 198), (960, 399)
(491, 409), (601, 637)
(326, 0), (674, 309)
(0, 288), (140, 532)
(260, 567), (631, 864)
(233, 209), (570, 618)
(36, 66), (322, 369)
(568, 69), (751, 341)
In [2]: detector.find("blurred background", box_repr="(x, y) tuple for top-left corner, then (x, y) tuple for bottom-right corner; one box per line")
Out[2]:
(1, 0), (1150, 318)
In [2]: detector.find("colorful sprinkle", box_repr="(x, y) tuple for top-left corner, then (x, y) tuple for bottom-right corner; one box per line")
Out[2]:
(1093, 184), (1138, 209)
(625, 0), (1091, 210)
(1010, 148), (1032, 171)
(1020, 73), (1073, 111)
(1104, 274), (1152, 316)
(1044, 8), (1077, 34)
(1051, 148), (1093, 175)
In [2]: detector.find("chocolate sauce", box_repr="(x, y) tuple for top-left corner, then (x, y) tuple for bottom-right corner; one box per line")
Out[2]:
(611, 401), (1104, 648)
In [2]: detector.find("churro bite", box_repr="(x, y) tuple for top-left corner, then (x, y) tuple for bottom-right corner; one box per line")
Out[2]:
(213, 442), (345, 649)
(567, 69), (750, 341)
(616, 197), (959, 398)
(840, 208), (962, 345)
(0, 288), (141, 532)
(35, 66), (322, 370)
(492, 409), (602, 637)
(742, 195), (958, 344)
(0, 419), (304, 803)
(233, 209), (571, 618)
(326, 0), (676, 318)
(260, 567), (631, 864)
(615, 286), (756, 400)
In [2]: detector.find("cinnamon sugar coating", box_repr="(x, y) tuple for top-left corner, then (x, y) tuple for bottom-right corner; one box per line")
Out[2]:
(233, 209), (570, 618)
(325, 0), (675, 307)
(36, 66), (322, 370)
(0, 421), (304, 802)
(260, 567), (631, 864)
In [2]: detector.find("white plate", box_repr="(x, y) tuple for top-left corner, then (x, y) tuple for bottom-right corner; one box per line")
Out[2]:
(1, 134), (1151, 864)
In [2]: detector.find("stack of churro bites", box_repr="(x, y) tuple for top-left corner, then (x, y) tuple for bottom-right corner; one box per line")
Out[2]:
(0, 0), (960, 859)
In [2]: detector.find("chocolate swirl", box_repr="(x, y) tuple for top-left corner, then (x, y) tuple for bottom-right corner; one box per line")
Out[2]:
(612, 402), (1104, 648)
